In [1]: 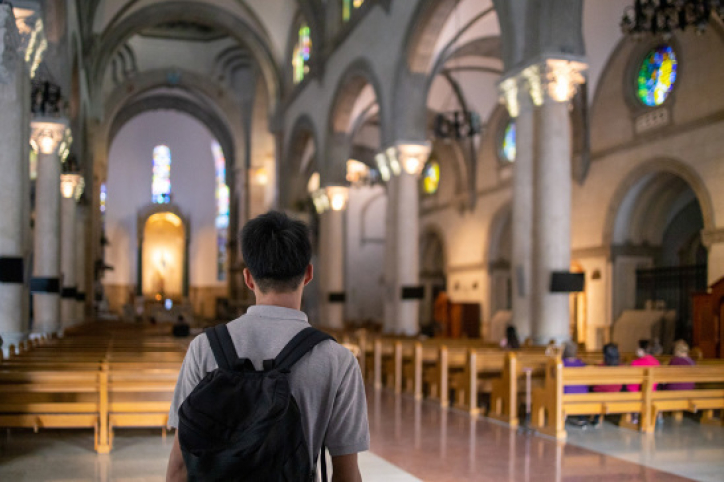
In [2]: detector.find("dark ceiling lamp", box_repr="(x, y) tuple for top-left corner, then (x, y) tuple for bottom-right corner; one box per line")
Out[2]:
(621, 0), (724, 39)
(433, 111), (481, 140)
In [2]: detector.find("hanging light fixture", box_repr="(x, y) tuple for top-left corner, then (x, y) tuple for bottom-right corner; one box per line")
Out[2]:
(621, 1), (724, 38)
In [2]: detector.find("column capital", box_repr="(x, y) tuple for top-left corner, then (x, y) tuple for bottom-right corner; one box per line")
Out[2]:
(702, 228), (724, 249)
(394, 141), (431, 177)
(11, 4), (47, 78)
(30, 117), (70, 155)
(60, 173), (84, 200)
(499, 57), (587, 113)
(523, 58), (587, 106)
(0, 4), (20, 84)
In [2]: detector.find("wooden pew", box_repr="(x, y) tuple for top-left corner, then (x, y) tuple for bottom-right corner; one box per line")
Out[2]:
(531, 360), (648, 439)
(648, 366), (724, 429)
(531, 359), (724, 439)
(488, 352), (552, 424)
(106, 364), (179, 445)
(0, 369), (111, 453)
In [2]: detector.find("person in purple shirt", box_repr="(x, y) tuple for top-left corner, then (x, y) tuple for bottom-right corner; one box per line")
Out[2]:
(667, 340), (696, 390)
(562, 341), (588, 427)
(562, 341), (588, 393)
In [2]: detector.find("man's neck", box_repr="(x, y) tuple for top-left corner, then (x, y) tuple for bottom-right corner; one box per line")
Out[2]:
(254, 291), (303, 311)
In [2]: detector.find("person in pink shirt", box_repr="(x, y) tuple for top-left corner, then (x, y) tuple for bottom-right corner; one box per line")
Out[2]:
(626, 340), (660, 392)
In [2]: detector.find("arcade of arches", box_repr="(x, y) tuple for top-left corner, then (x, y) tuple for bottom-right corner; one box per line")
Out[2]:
(1, 1), (724, 480)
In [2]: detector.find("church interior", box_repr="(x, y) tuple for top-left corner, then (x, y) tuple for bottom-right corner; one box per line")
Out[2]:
(1, 0), (724, 480)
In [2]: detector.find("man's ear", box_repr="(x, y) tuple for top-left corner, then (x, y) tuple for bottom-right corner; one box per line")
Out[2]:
(243, 268), (256, 291)
(302, 264), (313, 286)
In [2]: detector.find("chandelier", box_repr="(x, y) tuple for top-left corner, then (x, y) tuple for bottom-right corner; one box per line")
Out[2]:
(621, 0), (724, 38)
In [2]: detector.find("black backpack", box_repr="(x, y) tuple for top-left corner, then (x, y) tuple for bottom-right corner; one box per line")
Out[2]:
(178, 324), (335, 482)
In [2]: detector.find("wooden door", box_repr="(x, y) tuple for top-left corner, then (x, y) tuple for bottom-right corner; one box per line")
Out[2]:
(692, 293), (716, 358)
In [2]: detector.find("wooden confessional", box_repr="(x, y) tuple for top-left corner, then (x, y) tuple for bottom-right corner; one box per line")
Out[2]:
(692, 277), (724, 359)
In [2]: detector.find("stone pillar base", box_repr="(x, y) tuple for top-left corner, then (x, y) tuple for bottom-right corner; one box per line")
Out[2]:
(1, 331), (28, 357)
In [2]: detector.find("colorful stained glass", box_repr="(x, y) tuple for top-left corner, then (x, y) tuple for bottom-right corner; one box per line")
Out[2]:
(343, 0), (364, 23)
(152, 145), (171, 203)
(211, 141), (229, 281)
(422, 161), (440, 195)
(100, 183), (107, 223)
(637, 45), (677, 106)
(501, 121), (516, 162)
(293, 24), (311, 84)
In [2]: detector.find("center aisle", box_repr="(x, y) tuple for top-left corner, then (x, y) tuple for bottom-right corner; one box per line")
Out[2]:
(367, 388), (690, 482)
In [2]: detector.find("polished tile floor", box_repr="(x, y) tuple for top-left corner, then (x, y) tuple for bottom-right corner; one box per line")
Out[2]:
(566, 415), (724, 482)
(1, 389), (722, 481)
(367, 389), (695, 482)
(0, 428), (418, 482)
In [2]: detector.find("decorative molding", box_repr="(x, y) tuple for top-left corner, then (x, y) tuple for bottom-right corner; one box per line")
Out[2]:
(702, 228), (724, 248)
(447, 262), (487, 274)
(591, 110), (724, 161)
(635, 108), (670, 134)
(0, 5), (20, 84)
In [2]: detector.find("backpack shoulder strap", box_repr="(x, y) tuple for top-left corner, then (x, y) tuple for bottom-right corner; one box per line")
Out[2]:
(204, 324), (238, 370)
(275, 327), (335, 371)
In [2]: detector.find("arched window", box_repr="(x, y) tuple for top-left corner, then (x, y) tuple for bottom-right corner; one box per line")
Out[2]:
(637, 45), (677, 107)
(100, 182), (107, 223)
(422, 160), (440, 195)
(152, 145), (171, 203)
(500, 121), (516, 163)
(211, 142), (229, 281)
(343, 0), (365, 23)
(292, 23), (312, 84)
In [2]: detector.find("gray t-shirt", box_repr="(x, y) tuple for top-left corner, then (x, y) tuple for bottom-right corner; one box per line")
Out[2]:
(168, 304), (370, 466)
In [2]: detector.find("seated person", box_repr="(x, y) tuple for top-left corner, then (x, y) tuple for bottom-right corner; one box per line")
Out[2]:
(666, 340), (695, 390)
(172, 315), (190, 338)
(500, 325), (520, 349)
(591, 343), (623, 428)
(562, 341), (588, 427)
(562, 341), (587, 393)
(626, 340), (660, 392)
(592, 343), (623, 393)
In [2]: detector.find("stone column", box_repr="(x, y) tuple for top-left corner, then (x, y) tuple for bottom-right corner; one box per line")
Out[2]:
(318, 186), (348, 329)
(75, 202), (87, 323)
(30, 118), (68, 334)
(381, 154), (399, 333)
(0, 7), (27, 354)
(60, 174), (81, 330)
(528, 60), (586, 344)
(499, 76), (535, 340)
(384, 143), (430, 335)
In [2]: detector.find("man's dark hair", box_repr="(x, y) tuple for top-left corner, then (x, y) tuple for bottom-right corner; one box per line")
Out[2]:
(241, 211), (312, 293)
(603, 343), (620, 366)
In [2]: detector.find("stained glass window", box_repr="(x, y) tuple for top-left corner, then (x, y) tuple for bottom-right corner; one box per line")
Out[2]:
(100, 183), (107, 223)
(343, 0), (365, 23)
(152, 145), (171, 203)
(500, 121), (516, 163)
(293, 23), (311, 84)
(422, 160), (440, 195)
(637, 45), (677, 107)
(212, 141), (229, 281)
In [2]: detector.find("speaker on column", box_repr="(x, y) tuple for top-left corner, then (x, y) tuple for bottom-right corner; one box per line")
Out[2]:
(550, 272), (585, 293)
